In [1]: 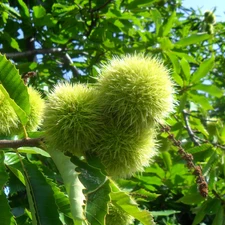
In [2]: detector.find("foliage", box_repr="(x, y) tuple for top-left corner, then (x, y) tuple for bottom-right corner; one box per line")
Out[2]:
(1, 0), (225, 224)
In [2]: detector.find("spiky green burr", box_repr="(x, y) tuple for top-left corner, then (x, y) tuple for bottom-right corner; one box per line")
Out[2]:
(0, 89), (20, 135)
(92, 120), (157, 178)
(0, 87), (45, 136)
(43, 83), (101, 156)
(97, 54), (174, 129)
(25, 87), (45, 131)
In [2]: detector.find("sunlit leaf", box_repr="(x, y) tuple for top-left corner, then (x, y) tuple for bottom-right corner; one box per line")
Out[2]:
(0, 54), (30, 125)
(191, 56), (215, 83)
(174, 33), (211, 48)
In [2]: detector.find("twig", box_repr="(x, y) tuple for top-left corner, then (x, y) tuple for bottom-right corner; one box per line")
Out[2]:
(62, 53), (79, 78)
(3, 48), (80, 78)
(0, 138), (44, 149)
(183, 110), (200, 146)
(91, 0), (112, 12)
(4, 48), (65, 58)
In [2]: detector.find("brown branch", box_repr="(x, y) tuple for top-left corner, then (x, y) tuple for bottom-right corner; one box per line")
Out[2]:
(4, 48), (65, 58)
(0, 138), (44, 149)
(3, 48), (80, 77)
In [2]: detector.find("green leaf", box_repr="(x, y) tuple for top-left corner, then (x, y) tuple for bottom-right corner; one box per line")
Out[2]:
(180, 57), (191, 82)
(177, 193), (204, 205)
(86, 180), (111, 225)
(171, 51), (197, 63)
(174, 33), (211, 48)
(126, 0), (157, 9)
(33, 6), (46, 19)
(150, 9), (162, 35)
(18, 0), (30, 18)
(23, 161), (62, 225)
(132, 189), (160, 202)
(212, 204), (224, 225)
(43, 173), (72, 218)
(0, 151), (8, 188)
(161, 151), (172, 171)
(7, 165), (26, 185)
(47, 149), (87, 225)
(71, 155), (110, 225)
(17, 147), (50, 157)
(0, 54), (30, 125)
(162, 11), (176, 36)
(151, 210), (180, 216)
(0, 194), (17, 225)
(192, 84), (223, 97)
(0, 151), (17, 225)
(192, 201), (208, 225)
(187, 143), (212, 154)
(110, 180), (155, 225)
(4, 152), (22, 166)
(145, 164), (166, 179)
(189, 93), (213, 111)
(165, 51), (181, 74)
(191, 56), (215, 83)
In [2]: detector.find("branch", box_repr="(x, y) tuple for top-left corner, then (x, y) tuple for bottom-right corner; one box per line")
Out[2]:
(62, 53), (79, 78)
(183, 110), (200, 146)
(91, 0), (112, 12)
(4, 48), (65, 58)
(3, 48), (80, 77)
(0, 138), (44, 149)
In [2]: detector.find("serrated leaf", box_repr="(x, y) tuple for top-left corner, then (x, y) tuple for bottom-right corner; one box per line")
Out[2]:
(0, 151), (17, 225)
(0, 194), (17, 225)
(48, 149), (87, 225)
(0, 54), (30, 125)
(86, 180), (111, 225)
(174, 33), (211, 48)
(110, 180), (155, 225)
(132, 189), (160, 202)
(191, 56), (215, 83)
(0, 151), (8, 188)
(187, 143), (211, 154)
(71, 155), (110, 225)
(42, 172), (72, 218)
(23, 161), (62, 225)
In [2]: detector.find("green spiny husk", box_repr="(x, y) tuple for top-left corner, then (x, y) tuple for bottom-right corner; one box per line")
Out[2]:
(97, 54), (174, 130)
(0, 89), (20, 135)
(0, 87), (45, 135)
(91, 119), (157, 178)
(44, 83), (101, 156)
